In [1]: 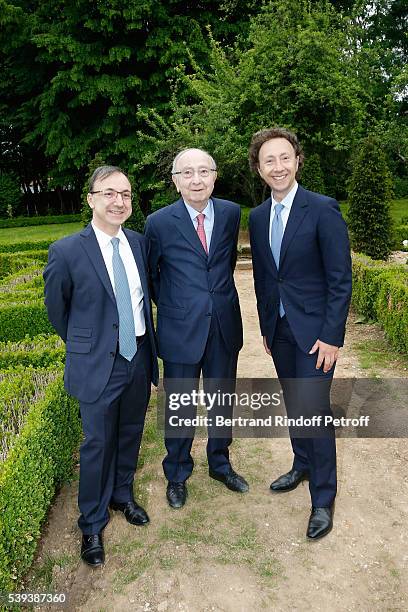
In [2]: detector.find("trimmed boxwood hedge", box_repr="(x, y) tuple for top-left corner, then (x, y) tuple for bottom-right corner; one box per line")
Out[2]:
(0, 373), (81, 592)
(0, 335), (64, 369)
(0, 264), (44, 289)
(0, 301), (53, 341)
(0, 253), (48, 282)
(0, 214), (81, 229)
(0, 240), (54, 254)
(352, 253), (408, 353)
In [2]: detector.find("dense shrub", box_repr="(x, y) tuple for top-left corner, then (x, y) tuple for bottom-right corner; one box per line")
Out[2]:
(0, 254), (45, 280)
(0, 302), (53, 341)
(0, 171), (23, 219)
(0, 264), (43, 288)
(393, 177), (408, 199)
(0, 240), (53, 254)
(0, 335), (64, 369)
(352, 253), (408, 353)
(0, 373), (81, 591)
(300, 153), (326, 194)
(348, 137), (393, 260)
(0, 214), (80, 229)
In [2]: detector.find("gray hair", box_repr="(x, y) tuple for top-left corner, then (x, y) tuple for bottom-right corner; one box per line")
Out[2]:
(88, 165), (125, 192)
(171, 148), (217, 174)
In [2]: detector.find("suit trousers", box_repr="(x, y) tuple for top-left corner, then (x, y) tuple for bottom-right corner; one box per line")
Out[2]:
(270, 315), (337, 508)
(78, 336), (152, 535)
(162, 312), (238, 483)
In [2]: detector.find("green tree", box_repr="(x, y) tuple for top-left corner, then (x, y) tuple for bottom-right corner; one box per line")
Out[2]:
(300, 153), (326, 194)
(0, 170), (22, 218)
(136, 0), (382, 205)
(347, 136), (393, 260)
(0, 0), (259, 199)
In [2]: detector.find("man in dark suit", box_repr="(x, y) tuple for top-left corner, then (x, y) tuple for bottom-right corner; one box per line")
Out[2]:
(145, 148), (248, 508)
(44, 166), (158, 566)
(249, 128), (352, 539)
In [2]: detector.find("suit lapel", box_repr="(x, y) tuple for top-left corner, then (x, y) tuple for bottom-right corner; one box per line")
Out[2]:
(123, 229), (150, 308)
(208, 198), (227, 262)
(171, 198), (208, 260)
(80, 224), (116, 304)
(279, 186), (308, 268)
(258, 197), (278, 274)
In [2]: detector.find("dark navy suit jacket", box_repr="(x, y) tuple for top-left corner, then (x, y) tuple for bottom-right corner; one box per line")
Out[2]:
(145, 197), (243, 364)
(43, 224), (159, 403)
(249, 185), (352, 353)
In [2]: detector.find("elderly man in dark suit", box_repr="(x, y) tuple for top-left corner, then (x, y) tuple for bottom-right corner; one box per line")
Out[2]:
(145, 148), (248, 508)
(44, 166), (158, 566)
(249, 128), (352, 539)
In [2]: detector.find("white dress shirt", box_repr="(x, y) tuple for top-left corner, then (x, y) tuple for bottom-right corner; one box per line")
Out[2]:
(92, 222), (145, 336)
(184, 199), (214, 249)
(269, 181), (299, 242)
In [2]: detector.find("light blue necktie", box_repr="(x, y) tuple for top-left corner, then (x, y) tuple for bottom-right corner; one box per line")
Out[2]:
(270, 203), (285, 317)
(111, 237), (137, 361)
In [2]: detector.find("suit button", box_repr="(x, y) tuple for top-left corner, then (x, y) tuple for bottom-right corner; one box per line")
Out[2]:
(110, 351), (115, 358)
(209, 289), (214, 294)
(113, 323), (118, 329)
(278, 277), (284, 282)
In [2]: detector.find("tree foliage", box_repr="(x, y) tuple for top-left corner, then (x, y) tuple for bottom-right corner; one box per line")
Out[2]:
(136, 0), (405, 205)
(347, 137), (394, 260)
(300, 154), (326, 194)
(0, 0), (258, 197)
(0, 0), (406, 210)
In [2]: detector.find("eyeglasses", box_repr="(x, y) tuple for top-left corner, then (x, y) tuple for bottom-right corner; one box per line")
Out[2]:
(90, 189), (133, 203)
(172, 168), (216, 179)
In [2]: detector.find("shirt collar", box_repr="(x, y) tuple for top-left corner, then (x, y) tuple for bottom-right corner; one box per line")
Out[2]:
(271, 181), (298, 212)
(184, 199), (214, 223)
(91, 221), (125, 247)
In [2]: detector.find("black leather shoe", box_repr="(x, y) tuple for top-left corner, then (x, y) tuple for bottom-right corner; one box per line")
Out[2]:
(270, 468), (308, 492)
(166, 482), (187, 508)
(81, 533), (104, 567)
(110, 500), (149, 525)
(307, 507), (333, 540)
(209, 468), (249, 493)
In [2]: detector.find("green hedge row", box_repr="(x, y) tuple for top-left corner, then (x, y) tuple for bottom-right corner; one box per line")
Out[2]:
(0, 301), (53, 341)
(352, 253), (408, 353)
(0, 253), (46, 280)
(0, 214), (81, 229)
(0, 240), (54, 254)
(0, 264), (44, 289)
(0, 372), (81, 592)
(0, 335), (64, 369)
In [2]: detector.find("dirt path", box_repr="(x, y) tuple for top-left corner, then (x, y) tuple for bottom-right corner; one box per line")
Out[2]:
(28, 269), (408, 612)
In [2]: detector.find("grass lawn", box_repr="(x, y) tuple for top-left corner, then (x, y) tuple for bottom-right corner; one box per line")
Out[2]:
(339, 198), (407, 225)
(0, 222), (82, 244)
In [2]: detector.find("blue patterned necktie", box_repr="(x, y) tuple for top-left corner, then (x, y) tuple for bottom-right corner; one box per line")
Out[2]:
(270, 203), (285, 317)
(111, 237), (137, 361)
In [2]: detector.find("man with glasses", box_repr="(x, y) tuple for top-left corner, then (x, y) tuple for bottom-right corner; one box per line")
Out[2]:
(44, 166), (158, 566)
(145, 148), (248, 508)
(249, 128), (352, 539)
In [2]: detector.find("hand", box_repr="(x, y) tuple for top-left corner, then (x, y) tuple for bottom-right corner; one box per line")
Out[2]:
(263, 336), (271, 356)
(309, 339), (339, 373)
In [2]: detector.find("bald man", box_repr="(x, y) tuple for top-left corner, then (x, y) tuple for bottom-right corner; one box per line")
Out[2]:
(145, 148), (248, 508)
